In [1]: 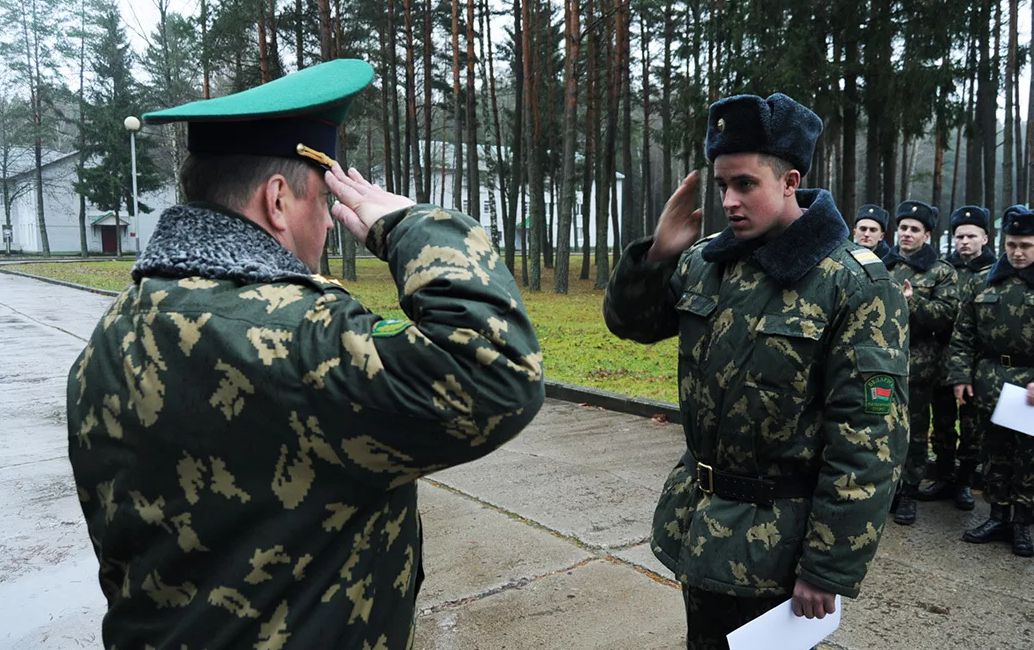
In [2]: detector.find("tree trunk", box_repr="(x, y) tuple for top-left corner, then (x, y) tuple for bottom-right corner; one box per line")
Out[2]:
(1027, 0), (1034, 203)
(522, 0), (544, 291)
(618, 0), (634, 250)
(422, 0), (433, 202)
(554, 0), (580, 293)
(387, 0), (404, 193)
(505, 0), (524, 274)
(981, 2), (1000, 222)
(404, 0), (422, 199)
(482, 0), (506, 247)
(640, 5), (654, 233)
(257, 1), (270, 83)
(594, 0), (616, 288)
(201, 0), (211, 96)
(661, 0), (672, 201)
(841, 34), (858, 215)
(451, 0), (463, 209)
(465, 0), (479, 226)
(1001, 0), (1017, 208)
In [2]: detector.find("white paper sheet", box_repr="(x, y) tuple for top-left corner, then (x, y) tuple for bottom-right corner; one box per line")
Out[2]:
(726, 595), (842, 650)
(991, 382), (1034, 437)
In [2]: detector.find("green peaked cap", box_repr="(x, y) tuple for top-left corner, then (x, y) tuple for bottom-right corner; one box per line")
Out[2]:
(143, 59), (374, 164)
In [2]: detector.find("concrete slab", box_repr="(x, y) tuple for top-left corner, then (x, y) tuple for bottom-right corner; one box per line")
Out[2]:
(430, 400), (683, 549)
(611, 542), (675, 583)
(416, 482), (592, 611)
(415, 559), (685, 649)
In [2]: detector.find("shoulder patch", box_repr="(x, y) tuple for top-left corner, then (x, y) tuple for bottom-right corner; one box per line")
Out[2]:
(371, 319), (412, 338)
(849, 248), (889, 281)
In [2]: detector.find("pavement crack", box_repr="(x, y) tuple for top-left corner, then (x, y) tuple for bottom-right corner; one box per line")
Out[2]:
(0, 301), (88, 343)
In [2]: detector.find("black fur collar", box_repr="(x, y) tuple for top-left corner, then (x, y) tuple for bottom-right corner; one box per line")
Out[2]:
(884, 243), (938, 272)
(132, 202), (311, 284)
(987, 255), (1034, 287)
(945, 247), (996, 272)
(701, 189), (848, 287)
(873, 239), (891, 260)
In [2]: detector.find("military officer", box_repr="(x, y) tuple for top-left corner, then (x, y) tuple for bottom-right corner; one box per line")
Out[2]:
(947, 205), (1034, 558)
(883, 200), (958, 525)
(920, 206), (996, 510)
(853, 203), (892, 260)
(604, 93), (908, 647)
(66, 60), (544, 648)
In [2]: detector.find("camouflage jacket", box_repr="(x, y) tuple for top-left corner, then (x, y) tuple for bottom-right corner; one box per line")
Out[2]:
(604, 189), (909, 599)
(944, 248), (996, 304)
(946, 257), (1034, 408)
(884, 245), (958, 381)
(67, 203), (544, 649)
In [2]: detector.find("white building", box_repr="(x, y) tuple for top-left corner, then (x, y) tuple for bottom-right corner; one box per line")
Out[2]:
(1, 148), (175, 255)
(380, 140), (624, 249)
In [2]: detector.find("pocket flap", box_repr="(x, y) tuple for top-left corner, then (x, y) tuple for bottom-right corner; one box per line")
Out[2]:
(675, 292), (717, 318)
(756, 314), (826, 341)
(974, 293), (1000, 304)
(855, 345), (908, 376)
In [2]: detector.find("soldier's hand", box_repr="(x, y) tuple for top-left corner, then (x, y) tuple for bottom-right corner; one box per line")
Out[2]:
(954, 383), (973, 405)
(325, 164), (415, 242)
(1027, 382), (1034, 406)
(792, 578), (836, 619)
(902, 279), (913, 300)
(646, 170), (703, 262)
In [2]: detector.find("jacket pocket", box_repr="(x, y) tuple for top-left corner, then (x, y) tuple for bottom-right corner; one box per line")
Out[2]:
(748, 314), (827, 392)
(674, 292), (717, 365)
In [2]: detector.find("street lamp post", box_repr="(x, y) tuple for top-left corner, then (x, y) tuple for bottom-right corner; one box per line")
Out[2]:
(124, 115), (141, 255)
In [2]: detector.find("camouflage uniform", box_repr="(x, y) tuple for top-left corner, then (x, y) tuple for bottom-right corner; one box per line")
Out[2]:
(883, 245), (958, 493)
(929, 248), (996, 486)
(67, 203), (544, 649)
(945, 260), (1034, 511)
(605, 189), (909, 646)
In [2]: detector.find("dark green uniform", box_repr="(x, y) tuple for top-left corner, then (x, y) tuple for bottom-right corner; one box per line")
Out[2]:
(929, 248), (996, 486)
(605, 189), (909, 647)
(67, 203), (544, 649)
(884, 244), (958, 493)
(946, 261), (1034, 514)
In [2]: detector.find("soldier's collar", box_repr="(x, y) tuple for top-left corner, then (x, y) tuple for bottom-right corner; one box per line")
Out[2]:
(701, 188), (848, 287)
(946, 247), (996, 271)
(886, 243), (937, 272)
(987, 255), (1034, 287)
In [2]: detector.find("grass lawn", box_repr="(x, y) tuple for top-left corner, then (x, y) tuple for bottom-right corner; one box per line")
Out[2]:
(6, 255), (679, 403)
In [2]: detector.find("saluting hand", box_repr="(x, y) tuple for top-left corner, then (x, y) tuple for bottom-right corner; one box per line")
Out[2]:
(646, 170), (703, 262)
(324, 164), (415, 242)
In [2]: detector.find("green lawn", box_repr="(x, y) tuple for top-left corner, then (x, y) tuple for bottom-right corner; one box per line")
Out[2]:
(6, 256), (679, 403)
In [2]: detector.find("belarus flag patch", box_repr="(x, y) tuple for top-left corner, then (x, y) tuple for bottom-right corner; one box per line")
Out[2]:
(864, 375), (895, 414)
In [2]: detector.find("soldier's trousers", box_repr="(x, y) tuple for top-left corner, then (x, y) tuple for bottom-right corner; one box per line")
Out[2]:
(981, 419), (1034, 507)
(902, 379), (934, 489)
(682, 584), (785, 649)
(929, 385), (981, 481)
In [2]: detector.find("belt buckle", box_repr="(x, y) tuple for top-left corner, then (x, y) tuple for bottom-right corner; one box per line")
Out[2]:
(697, 462), (715, 494)
(1001, 354), (1012, 367)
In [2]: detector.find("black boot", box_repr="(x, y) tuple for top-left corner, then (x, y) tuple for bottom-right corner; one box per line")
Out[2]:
(954, 485), (975, 511)
(894, 493), (917, 526)
(1012, 504), (1033, 558)
(962, 504), (1011, 543)
(917, 479), (954, 501)
(953, 462), (977, 511)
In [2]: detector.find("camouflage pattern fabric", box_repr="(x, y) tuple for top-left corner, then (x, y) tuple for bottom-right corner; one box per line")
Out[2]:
(884, 246), (958, 489)
(946, 269), (1034, 507)
(67, 203), (544, 649)
(929, 250), (995, 479)
(604, 189), (909, 600)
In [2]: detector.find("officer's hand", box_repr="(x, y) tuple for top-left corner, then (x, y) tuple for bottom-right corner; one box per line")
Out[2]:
(1027, 382), (1034, 406)
(954, 383), (973, 405)
(325, 164), (415, 242)
(902, 279), (913, 299)
(646, 170), (703, 262)
(791, 578), (836, 619)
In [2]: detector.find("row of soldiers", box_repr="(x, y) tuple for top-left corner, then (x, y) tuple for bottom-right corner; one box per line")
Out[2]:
(850, 201), (1034, 557)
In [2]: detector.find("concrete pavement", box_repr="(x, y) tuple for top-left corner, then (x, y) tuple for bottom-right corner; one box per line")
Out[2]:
(2, 270), (1032, 649)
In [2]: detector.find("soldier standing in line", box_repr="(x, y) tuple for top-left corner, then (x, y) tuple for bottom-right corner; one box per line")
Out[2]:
(66, 60), (544, 648)
(883, 201), (958, 526)
(604, 93), (909, 647)
(947, 205), (1034, 558)
(852, 203), (892, 260)
(920, 206), (996, 510)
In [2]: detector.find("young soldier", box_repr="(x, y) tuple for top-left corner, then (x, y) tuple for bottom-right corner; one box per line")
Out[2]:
(947, 205), (1034, 557)
(853, 203), (891, 260)
(883, 201), (959, 525)
(920, 206), (995, 510)
(604, 93), (909, 646)
(66, 60), (544, 647)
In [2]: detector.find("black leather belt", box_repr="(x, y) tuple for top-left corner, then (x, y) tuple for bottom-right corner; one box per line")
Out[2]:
(981, 352), (1034, 368)
(685, 459), (814, 506)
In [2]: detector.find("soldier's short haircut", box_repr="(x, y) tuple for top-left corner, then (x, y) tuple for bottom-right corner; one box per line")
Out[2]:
(759, 154), (794, 179)
(180, 153), (314, 211)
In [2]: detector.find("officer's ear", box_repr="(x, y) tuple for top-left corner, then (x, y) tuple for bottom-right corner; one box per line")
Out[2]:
(262, 175), (292, 234)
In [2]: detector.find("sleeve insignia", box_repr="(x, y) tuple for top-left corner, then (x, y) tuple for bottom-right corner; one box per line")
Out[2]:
(371, 319), (412, 338)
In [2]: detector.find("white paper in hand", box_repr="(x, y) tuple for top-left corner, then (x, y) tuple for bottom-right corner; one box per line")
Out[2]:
(991, 383), (1034, 437)
(726, 595), (842, 650)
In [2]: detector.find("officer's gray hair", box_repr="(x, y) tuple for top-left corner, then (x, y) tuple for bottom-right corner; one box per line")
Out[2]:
(180, 154), (314, 211)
